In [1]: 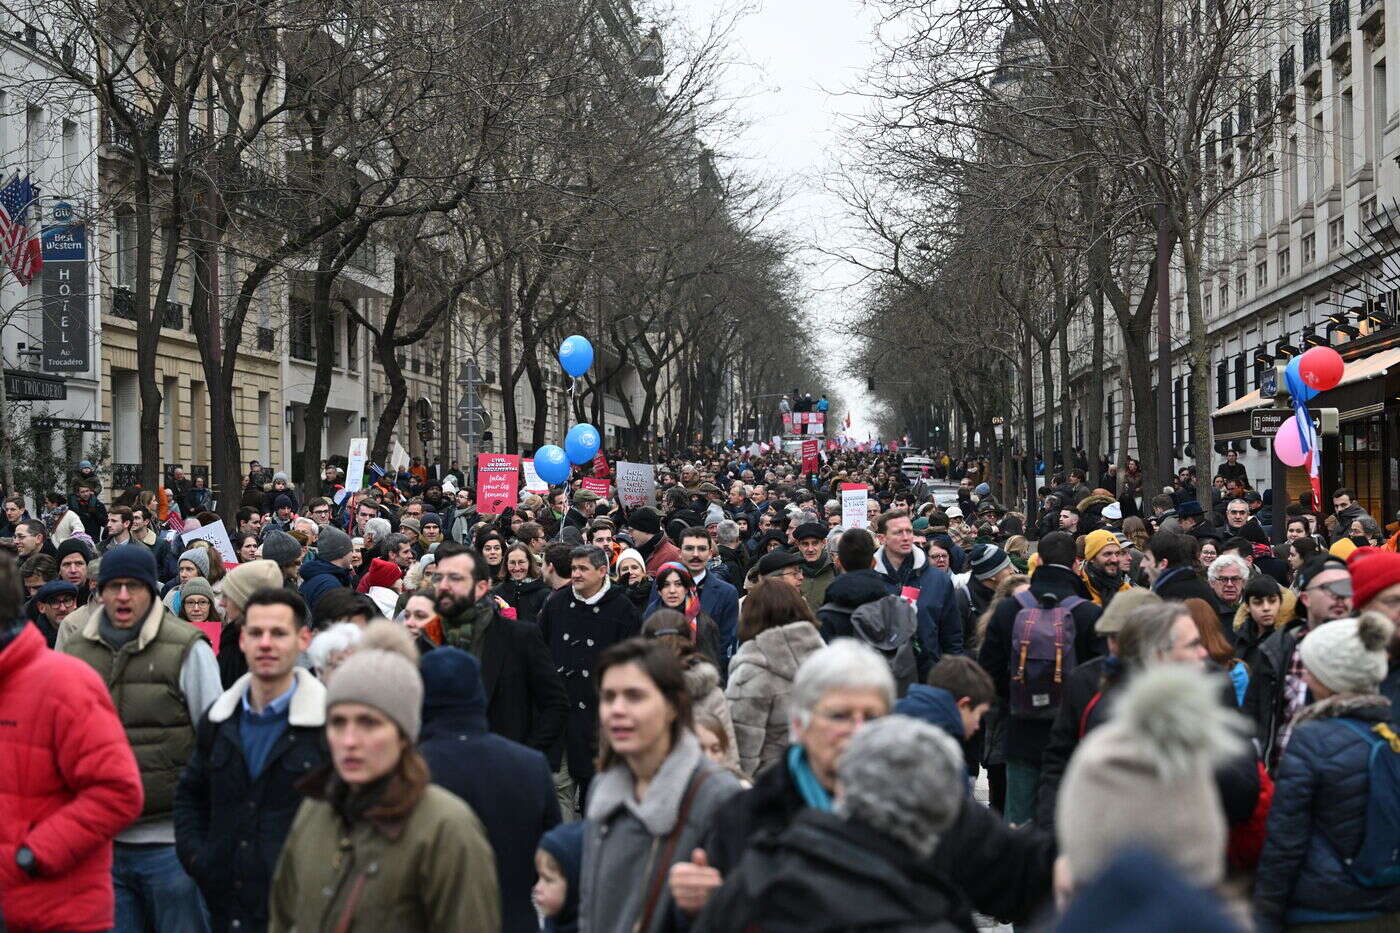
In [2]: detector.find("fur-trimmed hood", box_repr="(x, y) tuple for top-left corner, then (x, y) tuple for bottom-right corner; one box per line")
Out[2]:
(1293, 692), (1392, 727)
(1233, 585), (1298, 633)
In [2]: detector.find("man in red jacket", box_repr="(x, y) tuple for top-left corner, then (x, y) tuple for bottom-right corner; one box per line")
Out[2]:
(0, 552), (144, 932)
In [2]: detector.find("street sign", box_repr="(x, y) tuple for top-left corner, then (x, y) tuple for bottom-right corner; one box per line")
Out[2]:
(1251, 407), (1322, 438)
(457, 407), (488, 441)
(31, 417), (109, 432)
(4, 368), (66, 401)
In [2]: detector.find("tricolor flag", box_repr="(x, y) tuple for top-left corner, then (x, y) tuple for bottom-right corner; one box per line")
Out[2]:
(1286, 368), (1324, 512)
(0, 173), (42, 286)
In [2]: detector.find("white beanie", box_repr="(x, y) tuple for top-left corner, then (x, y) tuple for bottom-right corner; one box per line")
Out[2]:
(1299, 612), (1395, 696)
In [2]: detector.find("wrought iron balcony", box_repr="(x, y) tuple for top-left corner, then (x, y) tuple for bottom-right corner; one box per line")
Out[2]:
(112, 286), (136, 320)
(1256, 74), (1272, 116)
(256, 326), (275, 352)
(1330, 0), (1350, 45)
(1279, 47), (1295, 96)
(1237, 95), (1252, 135)
(1303, 18), (1321, 70)
(161, 300), (184, 330)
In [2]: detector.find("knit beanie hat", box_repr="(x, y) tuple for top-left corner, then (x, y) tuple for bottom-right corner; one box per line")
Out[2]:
(178, 547), (210, 578)
(274, 493), (294, 511)
(1057, 665), (1248, 890)
(1083, 529), (1120, 563)
(1299, 612), (1395, 695)
(628, 507), (662, 535)
(420, 512), (442, 530)
(179, 577), (218, 617)
(260, 530), (303, 569)
(364, 517), (392, 540)
(356, 557), (403, 594)
(97, 545), (159, 596)
(1349, 551), (1400, 613)
(615, 548), (645, 576)
(221, 559), (283, 612)
(397, 516), (421, 536)
(56, 537), (93, 563)
(325, 621), (423, 741)
(1330, 537), (1359, 561)
(969, 544), (1012, 581)
(317, 526), (353, 563)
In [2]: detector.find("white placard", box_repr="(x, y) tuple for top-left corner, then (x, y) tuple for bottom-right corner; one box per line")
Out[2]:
(345, 437), (368, 493)
(390, 441), (410, 473)
(522, 459), (548, 494)
(616, 461), (656, 509)
(841, 484), (869, 530)
(181, 519), (239, 567)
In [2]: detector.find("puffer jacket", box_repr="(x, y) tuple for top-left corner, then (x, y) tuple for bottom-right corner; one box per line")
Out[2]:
(1254, 694), (1400, 931)
(684, 657), (739, 772)
(726, 621), (825, 777)
(1232, 588), (1298, 676)
(297, 558), (353, 613)
(1242, 619), (1306, 770)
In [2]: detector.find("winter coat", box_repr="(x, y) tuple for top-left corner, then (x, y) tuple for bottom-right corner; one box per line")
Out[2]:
(537, 581), (642, 783)
(977, 564), (1103, 765)
(1033, 656), (1106, 829)
(1152, 564), (1223, 612)
(492, 577), (551, 625)
(419, 649), (561, 933)
(798, 556), (836, 615)
(1233, 588), (1299, 675)
(684, 657), (740, 771)
(717, 545), (747, 592)
(875, 545), (963, 673)
(695, 809), (973, 933)
(297, 558), (353, 613)
(1254, 694), (1400, 931)
(270, 781), (499, 933)
(174, 669), (329, 932)
(69, 494), (108, 540)
(816, 568), (889, 642)
(702, 746), (1055, 926)
(0, 623), (144, 932)
(645, 571), (740, 658)
(726, 620), (826, 777)
(1242, 619), (1306, 769)
(579, 731), (742, 933)
(640, 534), (683, 576)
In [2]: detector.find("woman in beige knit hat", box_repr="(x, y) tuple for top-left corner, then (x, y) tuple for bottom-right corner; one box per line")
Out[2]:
(269, 622), (500, 932)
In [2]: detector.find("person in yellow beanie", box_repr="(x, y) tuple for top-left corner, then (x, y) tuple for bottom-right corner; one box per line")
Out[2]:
(1081, 529), (1134, 609)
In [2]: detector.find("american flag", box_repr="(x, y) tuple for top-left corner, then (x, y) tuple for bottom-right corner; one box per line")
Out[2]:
(0, 173), (42, 286)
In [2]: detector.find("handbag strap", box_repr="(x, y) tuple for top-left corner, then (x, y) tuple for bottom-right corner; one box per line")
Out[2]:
(634, 768), (712, 933)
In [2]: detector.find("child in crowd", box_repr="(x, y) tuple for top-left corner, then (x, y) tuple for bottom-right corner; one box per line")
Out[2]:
(535, 820), (585, 933)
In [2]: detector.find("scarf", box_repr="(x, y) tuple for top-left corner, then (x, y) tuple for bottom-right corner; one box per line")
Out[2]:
(657, 561), (701, 636)
(787, 744), (832, 812)
(1084, 562), (1126, 605)
(443, 597), (495, 656)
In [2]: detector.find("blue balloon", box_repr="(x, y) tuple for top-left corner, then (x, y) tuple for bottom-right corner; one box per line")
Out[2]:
(564, 423), (601, 464)
(534, 445), (571, 485)
(1285, 356), (1318, 402)
(559, 335), (594, 378)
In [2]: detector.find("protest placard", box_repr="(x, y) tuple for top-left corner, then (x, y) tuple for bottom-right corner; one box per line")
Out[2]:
(182, 519), (239, 567)
(841, 483), (869, 530)
(615, 461), (655, 508)
(476, 454), (521, 514)
(345, 437), (368, 492)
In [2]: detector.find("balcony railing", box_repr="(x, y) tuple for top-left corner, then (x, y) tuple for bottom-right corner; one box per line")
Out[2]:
(1222, 114), (1234, 145)
(1237, 96), (1252, 135)
(1330, 0), (1350, 44)
(1256, 74), (1272, 116)
(161, 300), (184, 330)
(1279, 47), (1295, 95)
(256, 326), (275, 352)
(1303, 18), (1321, 69)
(112, 286), (136, 320)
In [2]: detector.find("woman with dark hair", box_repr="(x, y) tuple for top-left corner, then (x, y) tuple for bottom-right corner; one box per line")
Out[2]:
(725, 579), (825, 777)
(234, 532), (260, 564)
(493, 542), (549, 624)
(475, 530), (509, 584)
(1287, 537), (1320, 590)
(643, 609), (738, 770)
(647, 562), (725, 675)
(580, 639), (742, 933)
(270, 623), (499, 930)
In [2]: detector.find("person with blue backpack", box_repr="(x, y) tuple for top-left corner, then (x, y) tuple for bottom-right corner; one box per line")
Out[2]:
(1255, 610), (1400, 932)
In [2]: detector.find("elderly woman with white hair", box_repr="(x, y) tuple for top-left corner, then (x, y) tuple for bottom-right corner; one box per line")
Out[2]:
(695, 715), (970, 931)
(670, 639), (1056, 926)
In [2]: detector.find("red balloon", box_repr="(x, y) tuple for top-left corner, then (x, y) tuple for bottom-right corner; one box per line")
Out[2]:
(1298, 346), (1344, 391)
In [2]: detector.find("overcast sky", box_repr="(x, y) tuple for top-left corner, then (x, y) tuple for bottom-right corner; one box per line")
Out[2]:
(676, 0), (884, 439)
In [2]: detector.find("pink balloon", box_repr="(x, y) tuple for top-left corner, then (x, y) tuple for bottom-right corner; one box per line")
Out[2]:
(1274, 416), (1308, 467)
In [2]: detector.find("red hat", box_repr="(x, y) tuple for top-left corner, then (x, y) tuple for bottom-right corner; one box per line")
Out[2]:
(1348, 550), (1400, 611)
(356, 557), (403, 594)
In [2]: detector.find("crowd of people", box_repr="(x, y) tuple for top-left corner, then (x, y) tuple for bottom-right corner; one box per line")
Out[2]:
(4, 443), (1400, 932)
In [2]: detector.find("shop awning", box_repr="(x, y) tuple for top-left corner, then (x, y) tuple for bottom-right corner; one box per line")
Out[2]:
(1211, 344), (1400, 439)
(1211, 346), (1400, 418)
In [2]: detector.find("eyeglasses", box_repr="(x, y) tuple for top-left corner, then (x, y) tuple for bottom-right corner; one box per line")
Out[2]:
(813, 708), (882, 726)
(1214, 575), (1244, 585)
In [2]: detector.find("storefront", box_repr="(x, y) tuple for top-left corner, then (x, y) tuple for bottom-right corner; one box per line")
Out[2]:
(1212, 331), (1400, 525)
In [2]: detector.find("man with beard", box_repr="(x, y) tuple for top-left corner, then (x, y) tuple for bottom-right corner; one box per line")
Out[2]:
(793, 522), (835, 614)
(427, 542), (567, 764)
(1080, 530), (1132, 609)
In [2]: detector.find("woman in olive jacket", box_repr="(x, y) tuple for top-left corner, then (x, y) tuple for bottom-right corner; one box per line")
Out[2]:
(270, 623), (499, 932)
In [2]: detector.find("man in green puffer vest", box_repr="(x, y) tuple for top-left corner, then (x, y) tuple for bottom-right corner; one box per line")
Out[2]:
(63, 544), (222, 932)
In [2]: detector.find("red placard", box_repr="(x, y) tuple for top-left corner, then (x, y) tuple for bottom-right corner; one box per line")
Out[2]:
(801, 438), (819, 475)
(580, 477), (610, 497)
(194, 621), (222, 654)
(592, 450), (610, 477)
(476, 454), (521, 515)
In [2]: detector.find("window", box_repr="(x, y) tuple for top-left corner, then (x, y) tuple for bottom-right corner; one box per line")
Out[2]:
(289, 300), (314, 361)
(1236, 271), (1248, 301)
(1302, 232), (1316, 265)
(1329, 216), (1346, 251)
(62, 119), (79, 182)
(1277, 247), (1291, 279)
(346, 314), (358, 366)
(1204, 292), (1213, 318)
(1217, 360), (1229, 406)
(1234, 353), (1247, 398)
(1222, 280), (1231, 307)
(1256, 260), (1268, 289)
(256, 276), (272, 329)
(1285, 134), (1299, 215)
(1341, 89), (1355, 179)
(1373, 63), (1387, 169)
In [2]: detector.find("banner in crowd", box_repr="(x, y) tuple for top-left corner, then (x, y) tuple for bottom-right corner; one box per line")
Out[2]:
(771, 435), (783, 450)
(580, 477), (610, 498)
(345, 437), (368, 493)
(476, 454), (521, 514)
(841, 483), (869, 530)
(390, 441), (410, 473)
(522, 458), (549, 494)
(801, 438), (819, 474)
(592, 450), (610, 477)
(616, 461), (655, 508)
(182, 519), (238, 567)
(783, 411), (826, 435)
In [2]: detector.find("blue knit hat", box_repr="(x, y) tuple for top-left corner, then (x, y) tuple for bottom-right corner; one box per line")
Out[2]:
(97, 544), (159, 596)
(33, 580), (79, 604)
(538, 820), (586, 926)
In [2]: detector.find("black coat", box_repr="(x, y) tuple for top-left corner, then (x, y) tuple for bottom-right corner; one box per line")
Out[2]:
(468, 607), (570, 769)
(704, 748), (1055, 926)
(174, 672), (328, 932)
(492, 577), (551, 625)
(536, 582), (642, 784)
(1243, 619), (1306, 770)
(816, 568), (890, 642)
(695, 809), (974, 933)
(1151, 565), (1222, 612)
(1254, 695), (1400, 931)
(977, 564), (1102, 765)
(419, 649), (562, 933)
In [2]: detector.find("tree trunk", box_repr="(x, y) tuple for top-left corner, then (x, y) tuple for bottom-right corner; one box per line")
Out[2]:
(1039, 338), (1055, 477)
(525, 350), (550, 454)
(1021, 325), (1039, 531)
(372, 328), (408, 467)
(299, 259), (337, 493)
(1181, 231), (1214, 483)
(1058, 325), (1074, 477)
(498, 272), (518, 455)
(1085, 274), (1106, 470)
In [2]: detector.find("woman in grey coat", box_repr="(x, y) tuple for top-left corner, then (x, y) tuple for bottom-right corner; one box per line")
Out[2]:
(581, 639), (742, 933)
